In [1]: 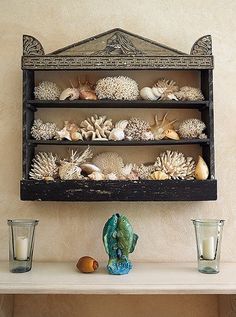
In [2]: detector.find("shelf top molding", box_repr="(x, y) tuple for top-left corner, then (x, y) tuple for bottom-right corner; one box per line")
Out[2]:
(0, 261), (235, 294)
(22, 28), (213, 70)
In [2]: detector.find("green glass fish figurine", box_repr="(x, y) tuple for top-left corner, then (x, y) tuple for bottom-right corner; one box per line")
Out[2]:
(103, 213), (138, 275)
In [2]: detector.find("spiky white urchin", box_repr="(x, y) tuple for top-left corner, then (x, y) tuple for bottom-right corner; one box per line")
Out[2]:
(34, 81), (61, 100)
(95, 76), (139, 100)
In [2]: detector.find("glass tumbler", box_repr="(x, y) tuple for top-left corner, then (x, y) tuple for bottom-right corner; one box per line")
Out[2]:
(8, 219), (39, 273)
(192, 219), (225, 274)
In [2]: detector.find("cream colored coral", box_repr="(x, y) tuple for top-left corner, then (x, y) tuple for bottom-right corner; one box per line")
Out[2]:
(178, 119), (207, 139)
(29, 152), (58, 180)
(59, 148), (93, 180)
(134, 164), (155, 180)
(95, 76), (139, 100)
(80, 115), (113, 140)
(92, 152), (124, 175)
(124, 117), (153, 141)
(31, 119), (58, 140)
(154, 150), (196, 180)
(175, 86), (204, 101)
(34, 81), (61, 100)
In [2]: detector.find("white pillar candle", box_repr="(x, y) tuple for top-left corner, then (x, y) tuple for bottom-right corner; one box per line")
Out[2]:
(15, 236), (28, 260)
(202, 236), (215, 260)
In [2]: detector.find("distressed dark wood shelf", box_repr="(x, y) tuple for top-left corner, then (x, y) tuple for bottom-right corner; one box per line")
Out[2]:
(27, 100), (208, 110)
(20, 179), (217, 201)
(21, 29), (217, 201)
(28, 139), (210, 146)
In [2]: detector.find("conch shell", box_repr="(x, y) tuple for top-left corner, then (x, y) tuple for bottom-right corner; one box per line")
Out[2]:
(59, 88), (80, 101)
(78, 80), (97, 100)
(164, 129), (180, 140)
(195, 156), (209, 180)
(151, 113), (177, 140)
(55, 121), (83, 141)
(150, 171), (169, 180)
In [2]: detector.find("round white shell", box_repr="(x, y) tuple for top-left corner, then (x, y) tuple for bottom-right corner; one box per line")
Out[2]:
(80, 163), (101, 174)
(109, 128), (125, 141)
(59, 88), (80, 101)
(140, 87), (158, 100)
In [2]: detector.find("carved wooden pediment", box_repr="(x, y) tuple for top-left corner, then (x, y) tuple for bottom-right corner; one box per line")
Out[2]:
(22, 28), (213, 70)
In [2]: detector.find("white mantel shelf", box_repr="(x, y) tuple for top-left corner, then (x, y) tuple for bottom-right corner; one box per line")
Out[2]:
(1, 262), (236, 295)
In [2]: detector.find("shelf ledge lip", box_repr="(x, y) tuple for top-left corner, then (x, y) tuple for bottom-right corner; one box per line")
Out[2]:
(28, 139), (210, 146)
(0, 261), (234, 295)
(27, 99), (208, 110)
(20, 179), (217, 201)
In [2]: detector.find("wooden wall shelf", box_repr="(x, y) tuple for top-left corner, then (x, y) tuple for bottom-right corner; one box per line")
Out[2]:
(21, 29), (217, 201)
(20, 179), (217, 201)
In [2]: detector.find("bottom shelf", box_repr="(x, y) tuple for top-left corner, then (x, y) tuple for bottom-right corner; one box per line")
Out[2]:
(20, 179), (217, 201)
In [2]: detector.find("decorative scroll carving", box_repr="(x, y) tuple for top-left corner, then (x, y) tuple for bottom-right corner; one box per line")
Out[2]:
(191, 35), (212, 55)
(22, 55), (214, 70)
(92, 31), (144, 56)
(23, 35), (45, 56)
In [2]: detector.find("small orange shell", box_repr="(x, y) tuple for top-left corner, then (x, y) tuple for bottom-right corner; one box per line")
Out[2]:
(76, 256), (99, 273)
(79, 91), (98, 100)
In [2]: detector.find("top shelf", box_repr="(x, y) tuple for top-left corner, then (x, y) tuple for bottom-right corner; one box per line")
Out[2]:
(27, 100), (208, 110)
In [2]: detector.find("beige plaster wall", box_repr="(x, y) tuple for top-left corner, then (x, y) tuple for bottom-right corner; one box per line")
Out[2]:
(0, 1), (236, 316)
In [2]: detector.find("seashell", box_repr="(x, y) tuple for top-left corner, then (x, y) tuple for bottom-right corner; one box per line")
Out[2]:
(151, 87), (162, 99)
(59, 88), (80, 101)
(115, 120), (128, 130)
(70, 131), (83, 141)
(76, 256), (99, 273)
(106, 173), (118, 180)
(150, 171), (169, 180)
(151, 113), (177, 140)
(79, 90), (97, 100)
(164, 129), (180, 140)
(140, 87), (157, 100)
(109, 128), (125, 141)
(195, 156), (209, 180)
(142, 131), (154, 140)
(88, 171), (105, 180)
(80, 163), (101, 174)
(55, 126), (72, 141)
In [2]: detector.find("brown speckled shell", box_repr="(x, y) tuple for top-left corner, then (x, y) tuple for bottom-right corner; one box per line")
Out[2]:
(76, 256), (99, 273)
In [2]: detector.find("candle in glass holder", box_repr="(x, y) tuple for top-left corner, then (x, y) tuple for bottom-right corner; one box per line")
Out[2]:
(202, 236), (215, 260)
(15, 236), (28, 260)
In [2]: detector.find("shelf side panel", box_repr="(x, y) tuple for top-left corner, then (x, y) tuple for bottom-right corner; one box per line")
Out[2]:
(23, 70), (35, 179)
